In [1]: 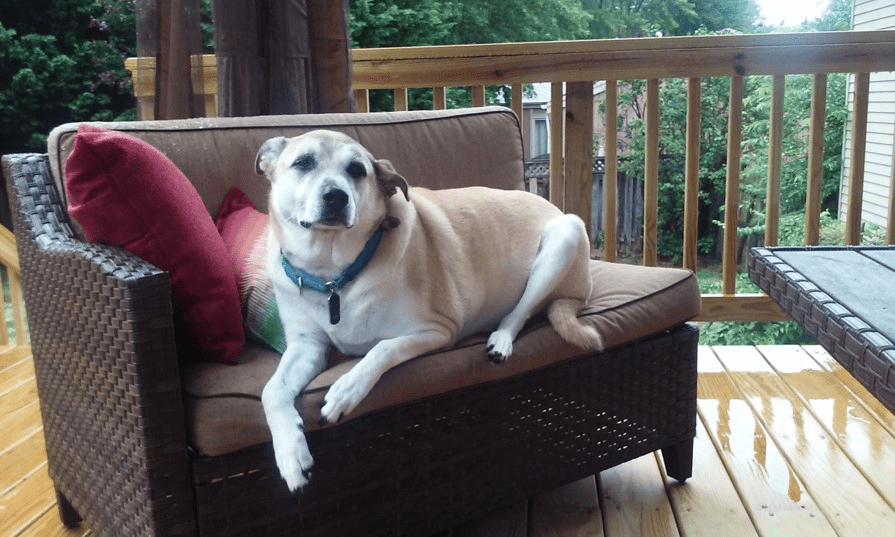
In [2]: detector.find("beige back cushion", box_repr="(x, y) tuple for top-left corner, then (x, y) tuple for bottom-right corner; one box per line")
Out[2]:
(47, 107), (524, 220)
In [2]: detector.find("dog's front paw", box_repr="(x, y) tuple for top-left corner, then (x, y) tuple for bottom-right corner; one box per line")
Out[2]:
(486, 330), (514, 364)
(320, 366), (376, 425)
(271, 417), (315, 492)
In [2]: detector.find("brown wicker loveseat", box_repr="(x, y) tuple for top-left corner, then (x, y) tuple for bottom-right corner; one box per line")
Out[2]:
(3, 107), (700, 536)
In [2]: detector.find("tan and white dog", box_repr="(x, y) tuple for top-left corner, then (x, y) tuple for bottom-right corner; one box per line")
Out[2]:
(255, 130), (603, 492)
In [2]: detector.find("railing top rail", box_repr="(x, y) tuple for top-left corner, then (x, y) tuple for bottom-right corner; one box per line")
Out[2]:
(351, 30), (895, 89)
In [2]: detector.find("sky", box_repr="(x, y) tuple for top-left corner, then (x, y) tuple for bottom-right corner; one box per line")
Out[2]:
(755, 0), (832, 27)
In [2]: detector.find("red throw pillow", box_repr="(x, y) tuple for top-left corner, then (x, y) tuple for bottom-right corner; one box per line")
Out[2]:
(65, 124), (244, 365)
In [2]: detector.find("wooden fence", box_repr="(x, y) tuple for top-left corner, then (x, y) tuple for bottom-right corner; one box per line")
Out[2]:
(126, 30), (895, 323)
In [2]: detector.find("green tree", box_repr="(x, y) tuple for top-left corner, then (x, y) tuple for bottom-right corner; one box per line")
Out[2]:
(0, 0), (136, 155)
(580, 0), (762, 38)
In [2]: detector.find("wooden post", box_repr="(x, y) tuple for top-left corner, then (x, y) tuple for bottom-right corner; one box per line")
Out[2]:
(472, 85), (486, 107)
(549, 82), (565, 210)
(511, 83), (524, 152)
(604, 81), (618, 262)
(765, 75), (785, 247)
(805, 74), (827, 246)
(393, 88), (408, 111)
(846, 72), (870, 246)
(355, 89), (370, 113)
(433, 87), (446, 110)
(564, 81), (594, 242)
(683, 77), (701, 271)
(722, 76), (744, 296)
(643, 79), (660, 267)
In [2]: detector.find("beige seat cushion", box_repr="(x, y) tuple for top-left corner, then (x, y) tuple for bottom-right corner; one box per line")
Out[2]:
(182, 260), (700, 456)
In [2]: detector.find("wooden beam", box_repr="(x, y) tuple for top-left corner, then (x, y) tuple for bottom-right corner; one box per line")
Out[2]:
(695, 294), (791, 322)
(393, 88), (408, 111)
(683, 78), (701, 271)
(603, 81), (618, 263)
(643, 79), (660, 267)
(432, 87), (446, 110)
(471, 85), (486, 107)
(354, 89), (370, 113)
(549, 82), (565, 210)
(805, 74), (827, 246)
(351, 31), (895, 89)
(564, 81), (594, 241)
(845, 72), (870, 246)
(722, 76), (744, 296)
(765, 75), (785, 247)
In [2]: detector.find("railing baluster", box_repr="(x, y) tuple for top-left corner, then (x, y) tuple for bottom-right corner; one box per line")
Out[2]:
(643, 79), (660, 267)
(511, 83), (524, 147)
(723, 75), (744, 295)
(433, 87), (446, 110)
(684, 77), (701, 271)
(766, 75), (785, 247)
(355, 89), (370, 113)
(565, 81), (594, 241)
(846, 72), (871, 246)
(549, 82), (565, 210)
(471, 86), (486, 107)
(805, 74), (828, 246)
(604, 80), (618, 263)
(394, 88), (409, 111)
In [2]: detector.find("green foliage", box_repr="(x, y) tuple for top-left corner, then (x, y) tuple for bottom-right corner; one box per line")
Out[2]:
(0, 0), (137, 155)
(581, 0), (762, 38)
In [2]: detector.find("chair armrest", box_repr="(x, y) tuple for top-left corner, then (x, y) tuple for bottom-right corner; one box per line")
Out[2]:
(2, 153), (197, 536)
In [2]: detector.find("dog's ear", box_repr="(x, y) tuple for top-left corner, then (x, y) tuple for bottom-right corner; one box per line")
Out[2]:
(255, 137), (288, 177)
(374, 159), (410, 201)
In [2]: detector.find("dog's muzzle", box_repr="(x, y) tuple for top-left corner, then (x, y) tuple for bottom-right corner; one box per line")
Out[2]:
(317, 188), (350, 226)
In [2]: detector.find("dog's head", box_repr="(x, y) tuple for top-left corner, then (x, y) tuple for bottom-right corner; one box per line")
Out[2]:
(255, 130), (409, 232)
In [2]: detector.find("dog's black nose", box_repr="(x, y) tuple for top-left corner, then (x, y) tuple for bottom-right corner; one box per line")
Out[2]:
(323, 189), (349, 211)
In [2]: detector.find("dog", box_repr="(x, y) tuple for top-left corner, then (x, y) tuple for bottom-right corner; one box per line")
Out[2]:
(255, 130), (603, 492)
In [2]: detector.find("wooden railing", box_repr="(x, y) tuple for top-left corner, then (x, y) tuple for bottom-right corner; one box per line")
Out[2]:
(125, 30), (895, 323)
(0, 225), (27, 346)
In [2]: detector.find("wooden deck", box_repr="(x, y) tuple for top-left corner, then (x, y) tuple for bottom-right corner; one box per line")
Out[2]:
(2, 343), (894, 537)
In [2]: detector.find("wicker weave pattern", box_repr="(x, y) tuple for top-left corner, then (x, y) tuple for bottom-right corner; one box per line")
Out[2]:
(3, 154), (198, 536)
(749, 247), (895, 413)
(189, 324), (698, 537)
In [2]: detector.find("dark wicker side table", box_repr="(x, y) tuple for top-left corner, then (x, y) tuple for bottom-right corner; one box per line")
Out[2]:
(749, 246), (895, 414)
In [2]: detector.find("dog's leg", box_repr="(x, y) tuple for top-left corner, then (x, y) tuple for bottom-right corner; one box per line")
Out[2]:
(320, 329), (452, 424)
(262, 337), (328, 492)
(487, 214), (592, 363)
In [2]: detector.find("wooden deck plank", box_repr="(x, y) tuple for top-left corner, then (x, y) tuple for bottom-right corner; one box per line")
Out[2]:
(529, 476), (604, 537)
(0, 355), (34, 397)
(697, 347), (836, 537)
(599, 453), (680, 537)
(802, 345), (895, 438)
(0, 344), (33, 370)
(758, 345), (895, 509)
(663, 415), (758, 537)
(17, 508), (91, 537)
(713, 345), (895, 535)
(0, 462), (57, 537)
(0, 428), (46, 495)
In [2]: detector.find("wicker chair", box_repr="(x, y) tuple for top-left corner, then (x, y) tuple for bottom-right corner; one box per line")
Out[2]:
(3, 108), (701, 536)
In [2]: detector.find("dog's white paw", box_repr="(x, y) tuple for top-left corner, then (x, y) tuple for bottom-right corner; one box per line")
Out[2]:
(271, 416), (314, 492)
(486, 330), (514, 364)
(320, 366), (376, 425)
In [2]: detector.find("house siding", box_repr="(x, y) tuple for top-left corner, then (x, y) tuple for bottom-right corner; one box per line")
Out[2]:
(840, 0), (895, 227)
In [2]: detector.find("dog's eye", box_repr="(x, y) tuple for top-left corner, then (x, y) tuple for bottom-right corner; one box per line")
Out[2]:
(346, 161), (366, 180)
(293, 155), (316, 172)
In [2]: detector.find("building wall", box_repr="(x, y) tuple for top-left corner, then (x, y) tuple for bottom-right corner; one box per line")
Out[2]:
(840, 0), (895, 226)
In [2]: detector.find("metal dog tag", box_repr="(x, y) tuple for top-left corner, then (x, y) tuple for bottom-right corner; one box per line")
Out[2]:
(329, 292), (341, 325)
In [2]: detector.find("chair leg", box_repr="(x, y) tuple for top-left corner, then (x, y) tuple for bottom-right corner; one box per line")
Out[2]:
(661, 439), (694, 482)
(55, 487), (83, 528)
